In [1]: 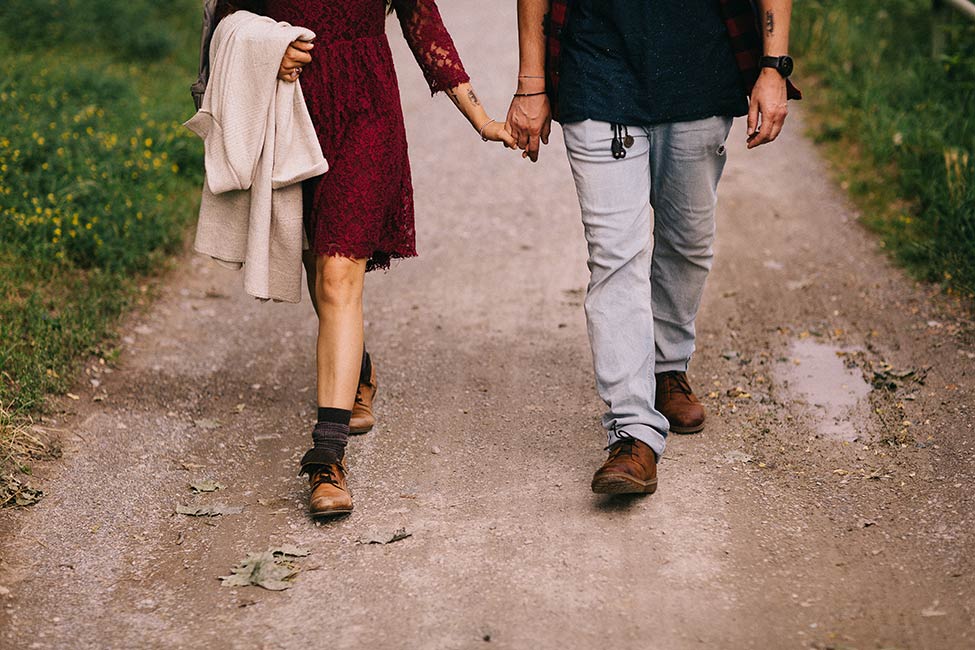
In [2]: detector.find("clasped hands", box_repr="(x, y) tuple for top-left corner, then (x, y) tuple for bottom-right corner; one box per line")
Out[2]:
(278, 40), (787, 160)
(276, 39), (535, 153)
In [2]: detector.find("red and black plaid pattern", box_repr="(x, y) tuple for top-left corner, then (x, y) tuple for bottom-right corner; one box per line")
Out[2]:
(544, 0), (570, 119)
(716, 0), (802, 100)
(544, 0), (801, 119)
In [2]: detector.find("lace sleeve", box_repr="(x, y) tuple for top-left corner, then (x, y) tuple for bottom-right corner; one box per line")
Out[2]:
(392, 0), (471, 95)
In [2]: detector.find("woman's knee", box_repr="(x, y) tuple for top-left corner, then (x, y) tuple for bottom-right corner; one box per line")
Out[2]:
(315, 256), (366, 307)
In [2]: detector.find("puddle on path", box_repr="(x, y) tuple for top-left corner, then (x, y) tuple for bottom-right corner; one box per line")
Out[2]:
(776, 338), (873, 442)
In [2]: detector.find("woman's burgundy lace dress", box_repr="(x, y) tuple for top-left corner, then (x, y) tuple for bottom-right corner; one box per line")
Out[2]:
(262, 0), (470, 270)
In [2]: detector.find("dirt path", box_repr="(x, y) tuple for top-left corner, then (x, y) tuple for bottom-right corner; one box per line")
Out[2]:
(2, 3), (974, 648)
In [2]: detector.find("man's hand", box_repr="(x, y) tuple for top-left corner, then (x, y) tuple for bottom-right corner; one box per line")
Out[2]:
(746, 69), (788, 149)
(278, 40), (313, 83)
(506, 93), (552, 163)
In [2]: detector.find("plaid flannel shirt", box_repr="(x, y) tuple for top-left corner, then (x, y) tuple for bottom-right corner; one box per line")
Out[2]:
(544, 0), (802, 120)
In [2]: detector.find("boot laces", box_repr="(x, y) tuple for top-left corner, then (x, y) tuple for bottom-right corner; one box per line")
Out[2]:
(312, 464), (339, 486)
(609, 438), (637, 460)
(662, 371), (693, 398)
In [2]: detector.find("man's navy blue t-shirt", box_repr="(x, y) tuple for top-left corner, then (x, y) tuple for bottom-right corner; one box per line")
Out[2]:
(558, 0), (749, 126)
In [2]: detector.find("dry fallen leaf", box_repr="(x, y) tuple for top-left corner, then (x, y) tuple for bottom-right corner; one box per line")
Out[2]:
(356, 528), (412, 545)
(190, 480), (225, 494)
(270, 545), (311, 558)
(716, 451), (753, 465)
(1, 476), (44, 508)
(175, 504), (243, 517)
(220, 548), (310, 591)
(921, 601), (947, 617)
(220, 552), (296, 591)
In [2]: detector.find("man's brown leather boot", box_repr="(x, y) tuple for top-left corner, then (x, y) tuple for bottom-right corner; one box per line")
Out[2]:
(307, 462), (353, 517)
(655, 371), (706, 434)
(349, 363), (377, 435)
(591, 438), (658, 494)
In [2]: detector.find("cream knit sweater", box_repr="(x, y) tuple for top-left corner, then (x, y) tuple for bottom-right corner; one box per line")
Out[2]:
(185, 10), (328, 304)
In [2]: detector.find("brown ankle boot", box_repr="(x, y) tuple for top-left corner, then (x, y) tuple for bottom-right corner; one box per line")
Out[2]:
(307, 462), (353, 517)
(655, 371), (706, 434)
(349, 363), (377, 435)
(591, 438), (658, 494)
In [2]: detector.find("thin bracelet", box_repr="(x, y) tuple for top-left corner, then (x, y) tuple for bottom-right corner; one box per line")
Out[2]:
(513, 91), (547, 97)
(518, 75), (545, 79)
(478, 119), (496, 142)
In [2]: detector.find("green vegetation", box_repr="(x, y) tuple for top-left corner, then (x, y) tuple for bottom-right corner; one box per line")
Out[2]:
(792, 1), (975, 295)
(0, 0), (204, 493)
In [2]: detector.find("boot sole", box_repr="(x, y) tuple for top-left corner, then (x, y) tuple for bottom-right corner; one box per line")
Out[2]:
(670, 422), (705, 435)
(591, 472), (658, 495)
(310, 507), (353, 518)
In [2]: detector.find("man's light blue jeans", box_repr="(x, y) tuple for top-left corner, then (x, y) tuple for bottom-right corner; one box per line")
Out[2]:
(563, 117), (733, 457)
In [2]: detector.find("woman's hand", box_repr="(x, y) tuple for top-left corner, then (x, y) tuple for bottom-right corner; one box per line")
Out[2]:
(444, 83), (518, 149)
(278, 40), (314, 83)
(479, 120), (518, 148)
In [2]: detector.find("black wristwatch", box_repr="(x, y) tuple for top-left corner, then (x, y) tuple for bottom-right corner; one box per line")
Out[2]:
(760, 55), (794, 79)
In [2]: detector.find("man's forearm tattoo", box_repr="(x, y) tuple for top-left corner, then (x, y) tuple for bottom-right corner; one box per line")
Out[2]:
(765, 11), (775, 36)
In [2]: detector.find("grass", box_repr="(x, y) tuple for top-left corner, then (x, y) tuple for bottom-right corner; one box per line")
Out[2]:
(0, 403), (51, 508)
(0, 0), (204, 503)
(792, 0), (975, 297)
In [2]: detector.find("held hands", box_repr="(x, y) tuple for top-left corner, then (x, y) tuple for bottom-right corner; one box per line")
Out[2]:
(479, 120), (518, 148)
(506, 90), (552, 163)
(746, 69), (789, 149)
(278, 40), (313, 83)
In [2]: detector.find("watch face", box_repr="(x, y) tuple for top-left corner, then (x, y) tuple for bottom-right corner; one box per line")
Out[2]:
(779, 56), (794, 78)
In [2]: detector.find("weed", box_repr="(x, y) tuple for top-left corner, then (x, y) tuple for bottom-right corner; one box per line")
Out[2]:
(793, 1), (975, 296)
(0, 0), (203, 484)
(0, 402), (51, 508)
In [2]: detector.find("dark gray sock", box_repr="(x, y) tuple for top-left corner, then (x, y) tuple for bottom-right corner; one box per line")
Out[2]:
(317, 407), (351, 426)
(300, 413), (350, 474)
(312, 421), (349, 456)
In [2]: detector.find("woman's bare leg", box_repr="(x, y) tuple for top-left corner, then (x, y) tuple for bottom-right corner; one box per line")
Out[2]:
(299, 254), (366, 517)
(314, 255), (367, 410)
(302, 249), (320, 317)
